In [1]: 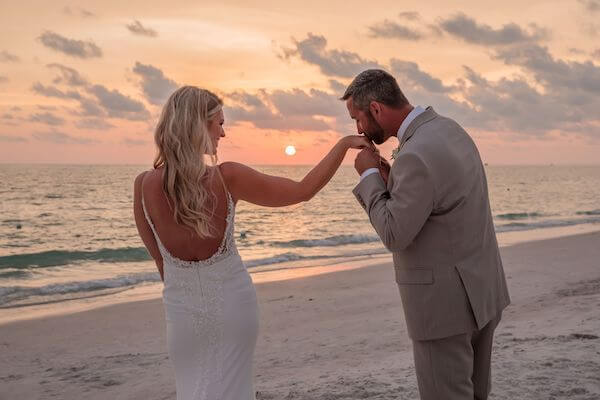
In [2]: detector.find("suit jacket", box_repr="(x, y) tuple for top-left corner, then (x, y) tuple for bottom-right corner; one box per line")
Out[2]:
(353, 107), (510, 341)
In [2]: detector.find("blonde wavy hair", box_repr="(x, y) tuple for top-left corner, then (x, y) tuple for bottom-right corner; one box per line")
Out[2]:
(153, 86), (224, 238)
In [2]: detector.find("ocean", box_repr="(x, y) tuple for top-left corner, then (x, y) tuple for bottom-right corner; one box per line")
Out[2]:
(1, 164), (599, 309)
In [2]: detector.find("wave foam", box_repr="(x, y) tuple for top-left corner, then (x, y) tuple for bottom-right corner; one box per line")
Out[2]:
(0, 273), (160, 307)
(271, 234), (380, 248)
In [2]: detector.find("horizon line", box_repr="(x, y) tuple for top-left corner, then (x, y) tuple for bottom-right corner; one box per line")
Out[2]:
(1, 162), (599, 167)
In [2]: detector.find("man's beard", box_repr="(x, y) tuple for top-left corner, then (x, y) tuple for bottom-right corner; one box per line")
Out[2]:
(364, 112), (385, 144)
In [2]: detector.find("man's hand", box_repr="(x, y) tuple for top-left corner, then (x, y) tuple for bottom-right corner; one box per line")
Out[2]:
(354, 148), (380, 176)
(377, 154), (391, 185)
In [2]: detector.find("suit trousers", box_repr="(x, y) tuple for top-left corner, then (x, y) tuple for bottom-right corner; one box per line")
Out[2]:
(412, 313), (502, 400)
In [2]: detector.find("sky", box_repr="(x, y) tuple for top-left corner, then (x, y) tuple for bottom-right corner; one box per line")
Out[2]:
(1, 0), (599, 165)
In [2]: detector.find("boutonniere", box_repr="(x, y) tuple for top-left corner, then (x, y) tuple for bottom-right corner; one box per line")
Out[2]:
(391, 145), (401, 160)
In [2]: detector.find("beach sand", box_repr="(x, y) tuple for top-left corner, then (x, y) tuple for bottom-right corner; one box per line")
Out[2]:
(1, 232), (600, 399)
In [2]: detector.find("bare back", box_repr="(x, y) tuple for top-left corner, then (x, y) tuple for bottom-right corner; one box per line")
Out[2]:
(138, 166), (231, 262)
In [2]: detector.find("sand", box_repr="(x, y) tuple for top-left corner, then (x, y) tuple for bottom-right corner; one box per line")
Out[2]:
(1, 232), (600, 399)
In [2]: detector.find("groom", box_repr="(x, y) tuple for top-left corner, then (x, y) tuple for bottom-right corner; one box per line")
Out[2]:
(343, 69), (510, 400)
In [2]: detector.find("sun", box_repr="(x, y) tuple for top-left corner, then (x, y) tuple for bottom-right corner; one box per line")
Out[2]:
(285, 145), (296, 156)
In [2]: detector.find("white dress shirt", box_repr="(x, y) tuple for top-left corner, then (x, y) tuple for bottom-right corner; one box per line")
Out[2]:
(359, 105), (426, 181)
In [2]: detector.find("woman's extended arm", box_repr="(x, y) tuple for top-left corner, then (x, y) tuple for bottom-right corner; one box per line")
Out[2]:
(222, 135), (373, 207)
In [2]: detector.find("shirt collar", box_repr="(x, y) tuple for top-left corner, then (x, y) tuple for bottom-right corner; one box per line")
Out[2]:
(397, 105), (426, 139)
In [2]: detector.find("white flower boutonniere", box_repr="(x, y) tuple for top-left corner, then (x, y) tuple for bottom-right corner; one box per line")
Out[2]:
(391, 146), (401, 160)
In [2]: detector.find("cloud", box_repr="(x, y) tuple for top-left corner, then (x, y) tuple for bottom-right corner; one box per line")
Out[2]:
(126, 20), (158, 37)
(76, 98), (105, 117)
(270, 88), (344, 117)
(122, 138), (149, 146)
(88, 84), (150, 120)
(32, 130), (96, 144)
(579, 0), (600, 12)
(32, 82), (82, 100)
(461, 65), (600, 138)
(593, 48), (600, 58)
(28, 112), (65, 126)
(386, 67), (482, 131)
(38, 31), (102, 59)
(0, 50), (20, 62)
(33, 82), (104, 117)
(272, 30), (599, 140)
(228, 47), (600, 141)
(494, 43), (600, 94)
(399, 11), (421, 20)
(282, 33), (384, 77)
(32, 69), (152, 121)
(329, 79), (347, 94)
(32, 82), (143, 121)
(63, 6), (95, 17)
(390, 59), (455, 93)
(225, 92), (302, 130)
(225, 89), (341, 131)
(47, 63), (88, 86)
(132, 62), (178, 105)
(368, 20), (422, 40)
(37, 105), (57, 111)
(0, 114), (19, 126)
(385, 46), (600, 140)
(465, 44), (600, 137)
(0, 134), (27, 143)
(460, 68), (552, 133)
(439, 14), (548, 46)
(0, 76), (8, 83)
(75, 118), (115, 130)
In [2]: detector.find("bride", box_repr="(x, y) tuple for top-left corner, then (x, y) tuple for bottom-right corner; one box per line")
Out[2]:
(133, 86), (374, 400)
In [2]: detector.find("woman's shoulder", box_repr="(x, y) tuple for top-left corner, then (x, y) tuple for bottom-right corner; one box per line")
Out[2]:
(219, 161), (240, 174)
(218, 161), (247, 185)
(219, 162), (256, 202)
(218, 162), (237, 194)
(219, 161), (256, 178)
(134, 169), (162, 195)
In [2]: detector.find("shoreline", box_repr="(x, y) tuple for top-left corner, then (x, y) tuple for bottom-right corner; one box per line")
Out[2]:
(1, 224), (600, 325)
(0, 253), (392, 325)
(1, 231), (599, 399)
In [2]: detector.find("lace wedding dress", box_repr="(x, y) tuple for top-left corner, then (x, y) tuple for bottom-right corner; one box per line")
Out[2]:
(142, 191), (259, 400)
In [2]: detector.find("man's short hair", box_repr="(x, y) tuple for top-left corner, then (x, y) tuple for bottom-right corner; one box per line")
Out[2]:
(341, 69), (409, 111)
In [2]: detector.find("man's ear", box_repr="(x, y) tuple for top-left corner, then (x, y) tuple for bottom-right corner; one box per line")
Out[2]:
(369, 101), (381, 116)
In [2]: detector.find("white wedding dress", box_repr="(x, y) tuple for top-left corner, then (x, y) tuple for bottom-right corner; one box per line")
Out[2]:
(142, 191), (259, 400)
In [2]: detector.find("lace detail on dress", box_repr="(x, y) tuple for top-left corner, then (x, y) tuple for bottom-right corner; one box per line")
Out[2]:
(192, 266), (227, 399)
(164, 263), (228, 400)
(143, 183), (256, 400)
(141, 191), (236, 268)
(142, 191), (236, 399)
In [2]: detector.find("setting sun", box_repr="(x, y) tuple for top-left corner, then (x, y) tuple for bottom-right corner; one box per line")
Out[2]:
(285, 145), (296, 156)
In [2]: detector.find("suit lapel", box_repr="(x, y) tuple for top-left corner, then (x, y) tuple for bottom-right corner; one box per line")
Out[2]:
(398, 106), (437, 150)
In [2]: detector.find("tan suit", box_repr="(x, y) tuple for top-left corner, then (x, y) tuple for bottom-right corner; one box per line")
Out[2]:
(353, 107), (510, 399)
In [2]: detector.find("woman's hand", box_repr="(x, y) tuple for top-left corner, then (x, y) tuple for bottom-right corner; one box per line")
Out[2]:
(341, 135), (376, 151)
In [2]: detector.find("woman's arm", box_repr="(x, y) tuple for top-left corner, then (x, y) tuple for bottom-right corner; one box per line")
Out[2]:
(133, 172), (164, 281)
(222, 135), (373, 207)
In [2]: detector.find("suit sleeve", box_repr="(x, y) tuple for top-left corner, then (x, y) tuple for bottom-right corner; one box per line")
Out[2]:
(352, 152), (435, 252)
